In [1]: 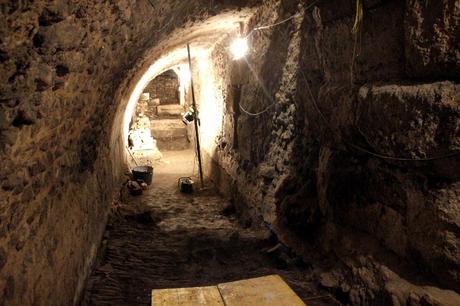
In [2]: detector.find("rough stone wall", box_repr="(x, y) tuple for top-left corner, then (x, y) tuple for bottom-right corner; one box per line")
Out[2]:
(144, 70), (180, 105)
(210, 0), (304, 224)
(210, 0), (460, 303)
(0, 1), (163, 304)
(294, 0), (460, 294)
(0, 0), (257, 304)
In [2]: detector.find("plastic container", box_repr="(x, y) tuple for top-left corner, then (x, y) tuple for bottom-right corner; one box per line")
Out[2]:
(132, 166), (153, 185)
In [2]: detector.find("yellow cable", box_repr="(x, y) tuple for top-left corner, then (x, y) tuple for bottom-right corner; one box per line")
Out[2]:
(351, 0), (363, 34)
(350, 0), (363, 84)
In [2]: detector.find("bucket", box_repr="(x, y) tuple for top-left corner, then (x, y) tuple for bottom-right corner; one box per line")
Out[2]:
(178, 177), (194, 193)
(132, 166), (153, 185)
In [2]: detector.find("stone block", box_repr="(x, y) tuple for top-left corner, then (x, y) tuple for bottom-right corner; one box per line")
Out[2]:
(150, 118), (189, 150)
(156, 104), (184, 117)
(357, 81), (460, 162)
(408, 182), (460, 290)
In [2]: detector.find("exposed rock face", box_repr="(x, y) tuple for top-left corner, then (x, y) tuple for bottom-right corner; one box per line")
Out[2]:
(0, 1), (162, 304)
(207, 0), (460, 303)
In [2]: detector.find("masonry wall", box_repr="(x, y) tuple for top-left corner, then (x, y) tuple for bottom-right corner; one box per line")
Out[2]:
(209, 0), (460, 303)
(144, 71), (180, 105)
(0, 2), (167, 304)
(0, 0), (256, 304)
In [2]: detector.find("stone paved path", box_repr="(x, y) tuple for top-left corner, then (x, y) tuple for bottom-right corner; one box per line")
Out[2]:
(82, 150), (336, 306)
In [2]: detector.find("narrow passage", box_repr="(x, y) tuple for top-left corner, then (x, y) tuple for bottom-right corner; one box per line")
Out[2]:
(83, 150), (335, 306)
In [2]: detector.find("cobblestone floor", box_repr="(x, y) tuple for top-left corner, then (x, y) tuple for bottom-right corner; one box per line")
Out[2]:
(82, 150), (337, 306)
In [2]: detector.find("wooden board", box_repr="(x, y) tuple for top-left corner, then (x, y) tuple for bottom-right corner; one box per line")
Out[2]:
(151, 275), (306, 306)
(151, 286), (224, 306)
(218, 275), (306, 306)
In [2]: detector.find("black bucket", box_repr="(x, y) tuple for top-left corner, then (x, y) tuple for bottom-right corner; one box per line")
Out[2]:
(178, 177), (194, 193)
(132, 166), (153, 185)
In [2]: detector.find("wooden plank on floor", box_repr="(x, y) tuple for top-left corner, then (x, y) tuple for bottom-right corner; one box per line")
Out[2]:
(152, 286), (224, 306)
(217, 275), (306, 306)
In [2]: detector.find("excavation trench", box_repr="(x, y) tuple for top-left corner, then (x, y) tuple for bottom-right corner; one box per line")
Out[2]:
(82, 150), (336, 306)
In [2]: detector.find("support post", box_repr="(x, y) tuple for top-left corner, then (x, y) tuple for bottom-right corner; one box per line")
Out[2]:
(186, 43), (204, 188)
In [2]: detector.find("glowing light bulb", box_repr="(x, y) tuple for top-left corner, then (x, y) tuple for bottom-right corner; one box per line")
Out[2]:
(230, 37), (249, 60)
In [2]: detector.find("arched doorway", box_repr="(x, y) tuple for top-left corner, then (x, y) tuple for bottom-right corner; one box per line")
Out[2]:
(126, 66), (193, 169)
(145, 69), (181, 106)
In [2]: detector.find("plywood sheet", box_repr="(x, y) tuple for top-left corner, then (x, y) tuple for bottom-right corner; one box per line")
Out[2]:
(218, 275), (306, 306)
(151, 275), (306, 306)
(151, 286), (224, 306)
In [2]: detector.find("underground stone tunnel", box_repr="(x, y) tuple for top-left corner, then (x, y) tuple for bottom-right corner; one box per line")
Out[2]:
(0, 0), (459, 305)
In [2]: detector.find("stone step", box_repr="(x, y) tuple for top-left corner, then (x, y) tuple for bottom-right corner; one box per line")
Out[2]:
(157, 104), (184, 116)
(152, 128), (187, 139)
(151, 118), (190, 150)
(150, 118), (184, 129)
(156, 137), (190, 151)
(151, 119), (187, 139)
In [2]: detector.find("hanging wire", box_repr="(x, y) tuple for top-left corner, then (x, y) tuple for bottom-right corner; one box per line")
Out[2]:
(237, 0), (322, 117)
(253, 13), (299, 31)
(306, 0), (459, 161)
(245, 0), (319, 39)
(238, 57), (278, 117)
(239, 102), (276, 116)
(349, 143), (460, 161)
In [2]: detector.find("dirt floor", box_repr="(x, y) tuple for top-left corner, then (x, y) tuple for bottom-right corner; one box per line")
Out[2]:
(82, 150), (339, 306)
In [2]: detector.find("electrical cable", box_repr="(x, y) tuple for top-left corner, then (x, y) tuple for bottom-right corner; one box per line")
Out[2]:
(298, 70), (460, 161)
(239, 102), (275, 116)
(350, 0), (363, 85)
(246, 0), (319, 37)
(237, 1), (321, 117)
(237, 57), (278, 117)
(253, 13), (299, 31)
(349, 143), (460, 161)
(351, 0), (363, 34)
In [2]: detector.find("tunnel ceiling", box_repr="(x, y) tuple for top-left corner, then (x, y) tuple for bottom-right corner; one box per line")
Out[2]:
(111, 7), (256, 163)
(124, 8), (255, 90)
